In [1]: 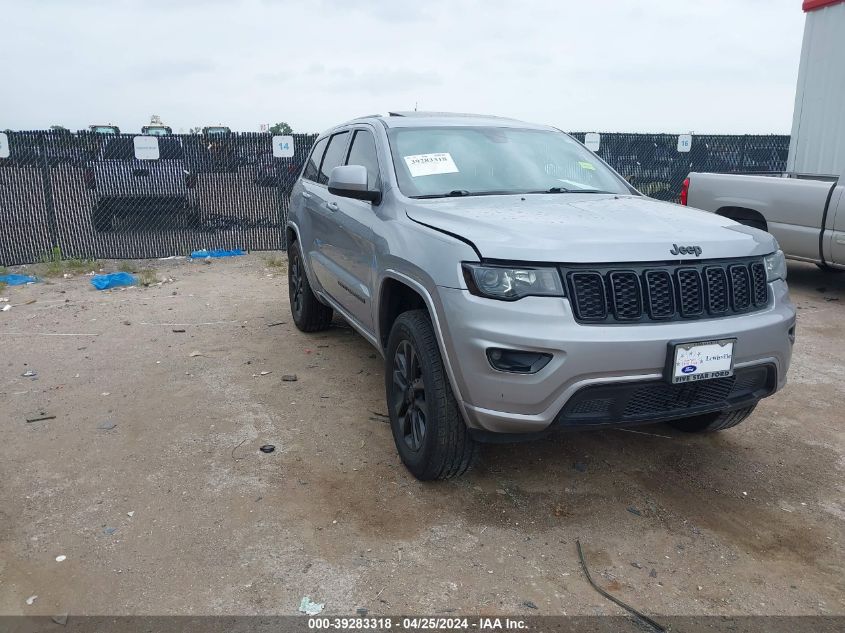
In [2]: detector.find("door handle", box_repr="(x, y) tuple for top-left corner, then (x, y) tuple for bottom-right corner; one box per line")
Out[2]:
(301, 190), (312, 199)
(326, 201), (339, 212)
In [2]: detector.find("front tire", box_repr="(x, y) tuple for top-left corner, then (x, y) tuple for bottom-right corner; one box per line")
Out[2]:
(668, 404), (757, 433)
(288, 240), (333, 332)
(385, 310), (477, 480)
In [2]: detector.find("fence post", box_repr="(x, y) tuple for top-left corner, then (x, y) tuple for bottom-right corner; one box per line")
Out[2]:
(37, 132), (59, 252)
(276, 178), (287, 250)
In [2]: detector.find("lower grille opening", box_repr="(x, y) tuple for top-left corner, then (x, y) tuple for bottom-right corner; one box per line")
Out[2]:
(556, 364), (776, 426)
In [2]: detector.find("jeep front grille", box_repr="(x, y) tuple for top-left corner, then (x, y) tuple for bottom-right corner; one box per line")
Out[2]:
(563, 257), (770, 324)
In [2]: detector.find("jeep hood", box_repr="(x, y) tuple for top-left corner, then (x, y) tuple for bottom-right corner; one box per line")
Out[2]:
(404, 193), (777, 263)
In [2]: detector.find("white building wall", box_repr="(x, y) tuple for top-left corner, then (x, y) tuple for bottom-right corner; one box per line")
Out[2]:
(787, 2), (845, 177)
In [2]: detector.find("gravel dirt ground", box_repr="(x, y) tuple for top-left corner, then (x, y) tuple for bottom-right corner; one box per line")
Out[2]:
(1, 253), (843, 618)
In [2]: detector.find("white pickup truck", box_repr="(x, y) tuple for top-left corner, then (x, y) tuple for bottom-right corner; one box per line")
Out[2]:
(682, 173), (845, 272)
(683, 0), (845, 273)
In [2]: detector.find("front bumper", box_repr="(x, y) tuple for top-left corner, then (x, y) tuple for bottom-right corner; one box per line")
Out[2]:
(436, 279), (795, 434)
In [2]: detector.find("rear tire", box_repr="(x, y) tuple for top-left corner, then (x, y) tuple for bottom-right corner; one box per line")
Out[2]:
(385, 310), (477, 480)
(668, 404), (757, 433)
(288, 240), (333, 332)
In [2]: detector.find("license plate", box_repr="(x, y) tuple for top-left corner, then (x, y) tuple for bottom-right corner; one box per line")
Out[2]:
(670, 339), (735, 384)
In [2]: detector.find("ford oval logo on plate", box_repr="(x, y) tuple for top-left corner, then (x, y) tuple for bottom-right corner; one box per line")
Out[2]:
(671, 339), (735, 384)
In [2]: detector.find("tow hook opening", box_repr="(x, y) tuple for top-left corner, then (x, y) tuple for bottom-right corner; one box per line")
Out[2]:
(486, 348), (552, 374)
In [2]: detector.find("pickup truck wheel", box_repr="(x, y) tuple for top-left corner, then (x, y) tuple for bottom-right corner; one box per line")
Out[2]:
(385, 310), (477, 480)
(738, 219), (766, 232)
(668, 404), (757, 433)
(288, 241), (333, 332)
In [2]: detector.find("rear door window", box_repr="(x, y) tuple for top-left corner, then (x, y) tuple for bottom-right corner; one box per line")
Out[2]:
(345, 129), (381, 190)
(102, 138), (135, 160)
(317, 131), (350, 185)
(158, 138), (184, 159)
(302, 137), (328, 182)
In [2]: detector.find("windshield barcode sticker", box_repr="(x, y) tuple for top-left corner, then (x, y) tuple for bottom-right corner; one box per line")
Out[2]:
(403, 152), (459, 177)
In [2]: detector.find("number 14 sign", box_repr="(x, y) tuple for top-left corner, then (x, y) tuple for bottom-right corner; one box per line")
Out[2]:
(273, 135), (295, 158)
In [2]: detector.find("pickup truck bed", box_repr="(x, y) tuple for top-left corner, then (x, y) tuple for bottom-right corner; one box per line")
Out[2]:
(685, 172), (845, 271)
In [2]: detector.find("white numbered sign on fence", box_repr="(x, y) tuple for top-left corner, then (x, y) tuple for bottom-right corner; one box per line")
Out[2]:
(273, 135), (295, 158)
(677, 134), (692, 153)
(134, 135), (160, 160)
(584, 133), (601, 152)
(0, 132), (9, 159)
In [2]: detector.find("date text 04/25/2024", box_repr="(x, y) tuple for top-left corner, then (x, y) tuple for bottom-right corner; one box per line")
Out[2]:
(307, 617), (528, 630)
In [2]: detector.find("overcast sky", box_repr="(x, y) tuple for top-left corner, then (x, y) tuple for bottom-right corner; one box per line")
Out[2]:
(1, 0), (805, 134)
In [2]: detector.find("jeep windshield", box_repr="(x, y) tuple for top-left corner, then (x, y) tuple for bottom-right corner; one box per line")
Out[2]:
(388, 126), (632, 198)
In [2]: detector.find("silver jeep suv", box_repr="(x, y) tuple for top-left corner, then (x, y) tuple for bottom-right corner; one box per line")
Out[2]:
(286, 112), (795, 480)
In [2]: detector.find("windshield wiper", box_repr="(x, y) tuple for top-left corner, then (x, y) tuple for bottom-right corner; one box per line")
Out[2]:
(529, 187), (613, 194)
(410, 189), (518, 199)
(410, 189), (471, 199)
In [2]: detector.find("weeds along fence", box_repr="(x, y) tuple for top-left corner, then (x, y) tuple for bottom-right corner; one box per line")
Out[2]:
(0, 130), (789, 266)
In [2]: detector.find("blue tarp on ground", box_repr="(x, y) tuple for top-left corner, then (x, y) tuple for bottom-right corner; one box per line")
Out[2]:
(190, 249), (245, 259)
(0, 274), (39, 286)
(90, 272), (137, 290)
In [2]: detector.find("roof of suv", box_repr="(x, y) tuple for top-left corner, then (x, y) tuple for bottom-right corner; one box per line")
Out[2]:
(341, 111), (557, 131)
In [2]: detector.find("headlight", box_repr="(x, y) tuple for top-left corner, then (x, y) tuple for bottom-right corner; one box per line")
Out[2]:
(764, 250), (787, 282)
(463, 263), (564, 301)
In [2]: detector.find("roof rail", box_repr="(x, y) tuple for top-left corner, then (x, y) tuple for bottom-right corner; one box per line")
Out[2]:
(388, 111), (516, 120)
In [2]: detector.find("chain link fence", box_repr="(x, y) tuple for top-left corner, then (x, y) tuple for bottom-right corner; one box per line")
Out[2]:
(570, 132), (789, 201)
(0, 130), (789, 266)
(0, 131), (316, 266)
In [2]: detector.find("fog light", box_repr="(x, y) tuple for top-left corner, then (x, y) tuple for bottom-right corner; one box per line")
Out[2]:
(486, 348), (552, 374)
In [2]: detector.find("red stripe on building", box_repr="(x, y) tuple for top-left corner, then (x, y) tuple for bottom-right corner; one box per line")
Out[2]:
(803, 0), (845, 12)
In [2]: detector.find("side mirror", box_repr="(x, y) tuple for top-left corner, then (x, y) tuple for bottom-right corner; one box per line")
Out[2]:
(328, 165), (381, 204)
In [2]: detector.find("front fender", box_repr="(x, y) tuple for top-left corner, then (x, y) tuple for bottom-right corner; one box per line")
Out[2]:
(377, 269), (470, 424)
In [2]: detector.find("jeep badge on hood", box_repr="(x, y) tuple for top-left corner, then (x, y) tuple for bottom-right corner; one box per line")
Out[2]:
(670, 244), (703, 256)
